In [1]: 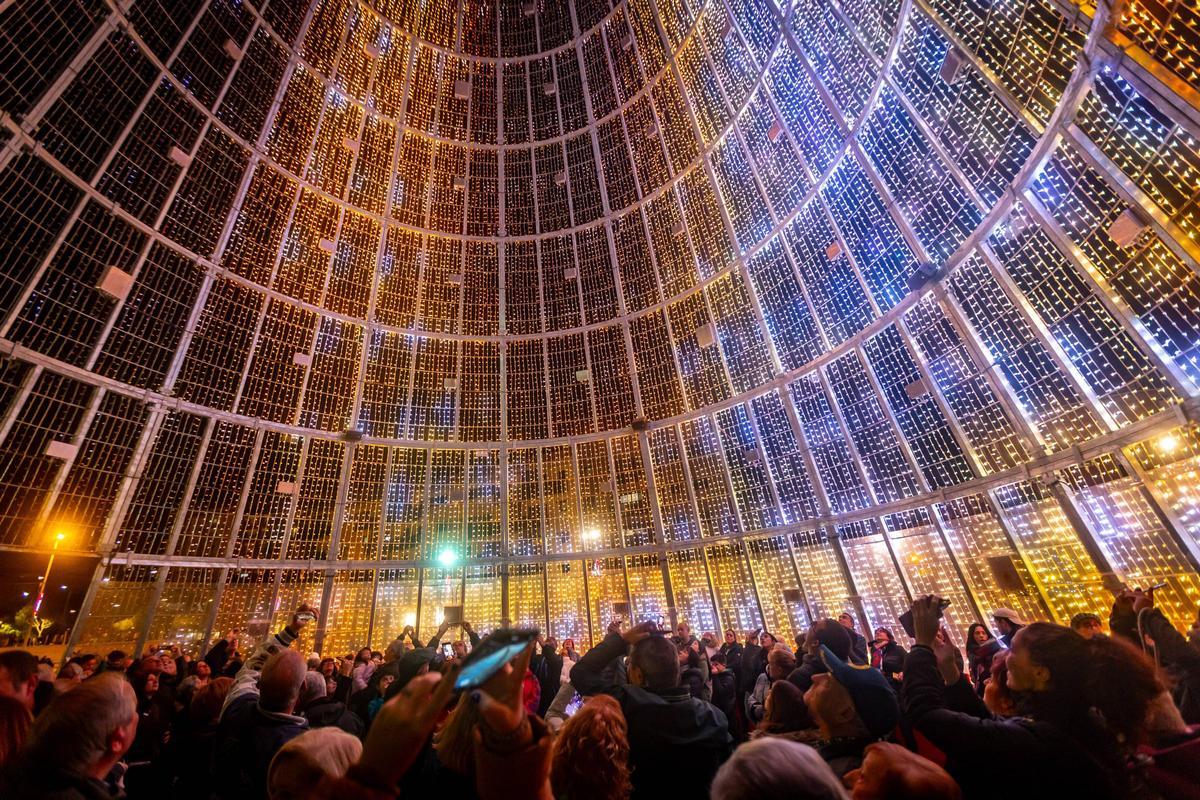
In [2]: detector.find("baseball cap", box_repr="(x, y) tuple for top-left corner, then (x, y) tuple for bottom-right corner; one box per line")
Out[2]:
(818, 645), (899, 739)
(992, 608), (1028, 626)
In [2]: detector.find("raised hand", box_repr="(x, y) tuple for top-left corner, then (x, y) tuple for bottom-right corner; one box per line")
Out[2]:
(1131, 587), (1156, 612)
(472, 642), (535, 741)
(932, 625), (961, 685)
(289, 603), (319, 635)
(622, 620), (658, 646)
(909, 595), (944, 648)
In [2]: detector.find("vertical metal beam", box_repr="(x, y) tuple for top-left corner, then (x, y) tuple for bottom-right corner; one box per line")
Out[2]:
(637, 429), (678, 630)
(672, 423), (724, 628)
(134, 417), (216, 657)
(778, 385), (870, 625)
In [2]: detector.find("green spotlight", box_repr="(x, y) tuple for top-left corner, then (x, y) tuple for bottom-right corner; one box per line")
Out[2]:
(437, 548), (459, 568)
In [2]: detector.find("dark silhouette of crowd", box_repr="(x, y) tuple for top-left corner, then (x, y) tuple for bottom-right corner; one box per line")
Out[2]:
(1, 587), (1198, 799)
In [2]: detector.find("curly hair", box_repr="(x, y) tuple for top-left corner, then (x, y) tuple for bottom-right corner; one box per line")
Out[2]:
(551, 695), (632, 800)
(1016, 622), (1162, 745)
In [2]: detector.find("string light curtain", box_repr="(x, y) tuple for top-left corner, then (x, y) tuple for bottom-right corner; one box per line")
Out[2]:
(0, 0), (1198, 658)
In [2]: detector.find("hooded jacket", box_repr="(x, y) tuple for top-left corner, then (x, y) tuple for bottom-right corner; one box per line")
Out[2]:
(570, 633), (733, 799)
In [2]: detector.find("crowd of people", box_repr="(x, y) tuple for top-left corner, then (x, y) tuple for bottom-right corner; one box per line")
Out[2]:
(0, 588), (1198, 799)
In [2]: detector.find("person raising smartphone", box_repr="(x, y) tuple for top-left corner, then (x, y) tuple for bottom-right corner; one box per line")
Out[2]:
(901, 595), (1161, 799)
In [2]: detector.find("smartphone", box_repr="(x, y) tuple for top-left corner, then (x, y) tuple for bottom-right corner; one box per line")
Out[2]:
(453, 627), (538, 693)
(1146, 582), (1167, 592)
(898, 599), (951, 639)
(562, 691), (583, 718)
(441, 643), (454, 659)
(295, 612), (315, 624)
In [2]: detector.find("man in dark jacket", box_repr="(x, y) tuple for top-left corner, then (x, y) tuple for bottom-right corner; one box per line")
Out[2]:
(531, 634), (564, 716)
(719, 629), (743, 667)
(571, 621), (733, 799)
(738, 630), (764, 695)
(424, 619), (481, 652)
(215, 605), (314, 799)
(708, 653), (740, 739)
(0, 672), (137, 800)
(838, 613), (869, 665)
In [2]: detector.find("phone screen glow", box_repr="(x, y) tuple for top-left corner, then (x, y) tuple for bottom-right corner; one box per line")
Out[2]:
(453, 641), (529, 692)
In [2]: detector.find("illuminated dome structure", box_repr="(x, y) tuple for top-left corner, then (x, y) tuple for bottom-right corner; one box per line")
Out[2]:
(2, 0), (1200, 659)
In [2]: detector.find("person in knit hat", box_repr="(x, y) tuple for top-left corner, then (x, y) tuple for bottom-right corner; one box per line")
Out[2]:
(267, 727), (361, 800)
(804, 646), (900, 778)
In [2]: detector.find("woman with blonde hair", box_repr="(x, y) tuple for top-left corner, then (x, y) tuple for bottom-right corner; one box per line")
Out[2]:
(551, 694), (632, 800)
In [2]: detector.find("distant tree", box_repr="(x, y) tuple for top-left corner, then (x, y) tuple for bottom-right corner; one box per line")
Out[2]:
(11, 603), (33, 636)
(30, 615), (53, 642)
(9, 603), (54, 644)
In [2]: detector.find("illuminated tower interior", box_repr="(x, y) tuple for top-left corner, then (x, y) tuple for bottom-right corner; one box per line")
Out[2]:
(2, 0), (1200, 657)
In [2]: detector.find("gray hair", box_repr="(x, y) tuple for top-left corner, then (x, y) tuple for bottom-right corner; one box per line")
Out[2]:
(711, 737), (849, 800)
(22, 672), (135, 776)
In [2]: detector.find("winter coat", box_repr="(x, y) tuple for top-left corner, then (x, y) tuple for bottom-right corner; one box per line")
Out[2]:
(966, 638), (1001, 697)
(530, 648), (563, 717)
(870, 640), (907, 681)
(868, 638), (902, 690)
(786, 651), (827, 692)
(746, 672), (771, 724)
(203, 639), (239, 677)
(719, 642), (744, 686)
(214, 627), (309, 800)
(902, 644), (1134, 800)
(709, 669), (738, 736)
(1138, 725), (1200, 800)
(847, 628), (869, 665)
(570, 633), (733, 800)
(738, 644), (765, 694)
(164, 714), (220, 800)
(0, 768), (125, 800)
(522, 669), (541, 716)
(304, 696), (366, 737)
(351, 661), (376, 693)
(128, 693), (172, 765)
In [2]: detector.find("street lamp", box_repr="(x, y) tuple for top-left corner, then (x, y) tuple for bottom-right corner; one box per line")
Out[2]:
(27, 531), (65, 645)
